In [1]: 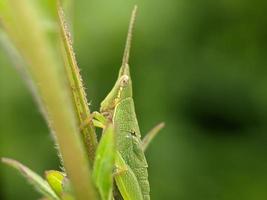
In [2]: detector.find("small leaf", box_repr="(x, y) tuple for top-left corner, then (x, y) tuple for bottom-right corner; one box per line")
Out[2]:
(2, 158), (59, 200)
(92, 124), (115, 200)
(45, 170), (76, 200)
(45, 170), (65, 196)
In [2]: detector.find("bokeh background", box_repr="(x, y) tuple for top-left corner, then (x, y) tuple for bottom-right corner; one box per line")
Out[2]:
(1, 0), (267, 199)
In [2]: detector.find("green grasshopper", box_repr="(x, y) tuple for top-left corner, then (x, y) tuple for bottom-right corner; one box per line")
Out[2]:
(51, 5), (160, 200)
(99, 6), (149, 200)
(97, 6), (163, 200)
(80, 6), (164, 200)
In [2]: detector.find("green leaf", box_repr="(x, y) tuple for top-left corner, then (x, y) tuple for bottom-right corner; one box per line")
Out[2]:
(45, 170), (75, 199)
(45, 170), (65, 196)
(92, 125), (115, 200)
(0, 1), (97, 199)
(2, 158), (59, 200)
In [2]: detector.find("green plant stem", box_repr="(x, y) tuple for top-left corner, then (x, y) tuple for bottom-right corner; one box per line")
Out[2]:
(0, 1), (97, 199)
(57, 4), (98, 164)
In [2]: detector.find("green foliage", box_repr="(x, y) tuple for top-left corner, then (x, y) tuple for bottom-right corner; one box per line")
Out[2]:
(57, 4), (98, 164)
(2, 158), (59, 200)
(45, 170), (65, 197)
(0, 0), (97, 199)
(142, 122), (165, 151)
(0, 1), (162, 200)
(92, 125), (115, 200)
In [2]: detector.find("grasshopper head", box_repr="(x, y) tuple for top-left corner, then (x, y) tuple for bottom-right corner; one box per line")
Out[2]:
(100, 64), (132, 114)
(100, 7), (137, 115)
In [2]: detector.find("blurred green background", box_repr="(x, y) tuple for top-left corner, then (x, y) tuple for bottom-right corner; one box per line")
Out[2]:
(1, 0), (267, 199)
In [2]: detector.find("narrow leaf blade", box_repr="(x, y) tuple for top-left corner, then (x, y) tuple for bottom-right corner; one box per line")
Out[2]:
(142, 122), (165, 151)
(92, 125), (115, 200)
(0, 1), (98, 199)
(2, 158), (59, 200)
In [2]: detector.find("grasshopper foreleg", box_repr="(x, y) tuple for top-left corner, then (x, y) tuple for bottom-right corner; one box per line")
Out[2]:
(80, 111), (108, 130)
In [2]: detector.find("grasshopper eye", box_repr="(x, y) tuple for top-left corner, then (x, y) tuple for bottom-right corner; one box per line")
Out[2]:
(120, 75), (130, 87)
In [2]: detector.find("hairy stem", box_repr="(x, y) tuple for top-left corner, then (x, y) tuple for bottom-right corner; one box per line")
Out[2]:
(0, 1), (97, 199)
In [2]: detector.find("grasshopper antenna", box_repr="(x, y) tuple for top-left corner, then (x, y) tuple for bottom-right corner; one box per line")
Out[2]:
(121, 5), (138, 73)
